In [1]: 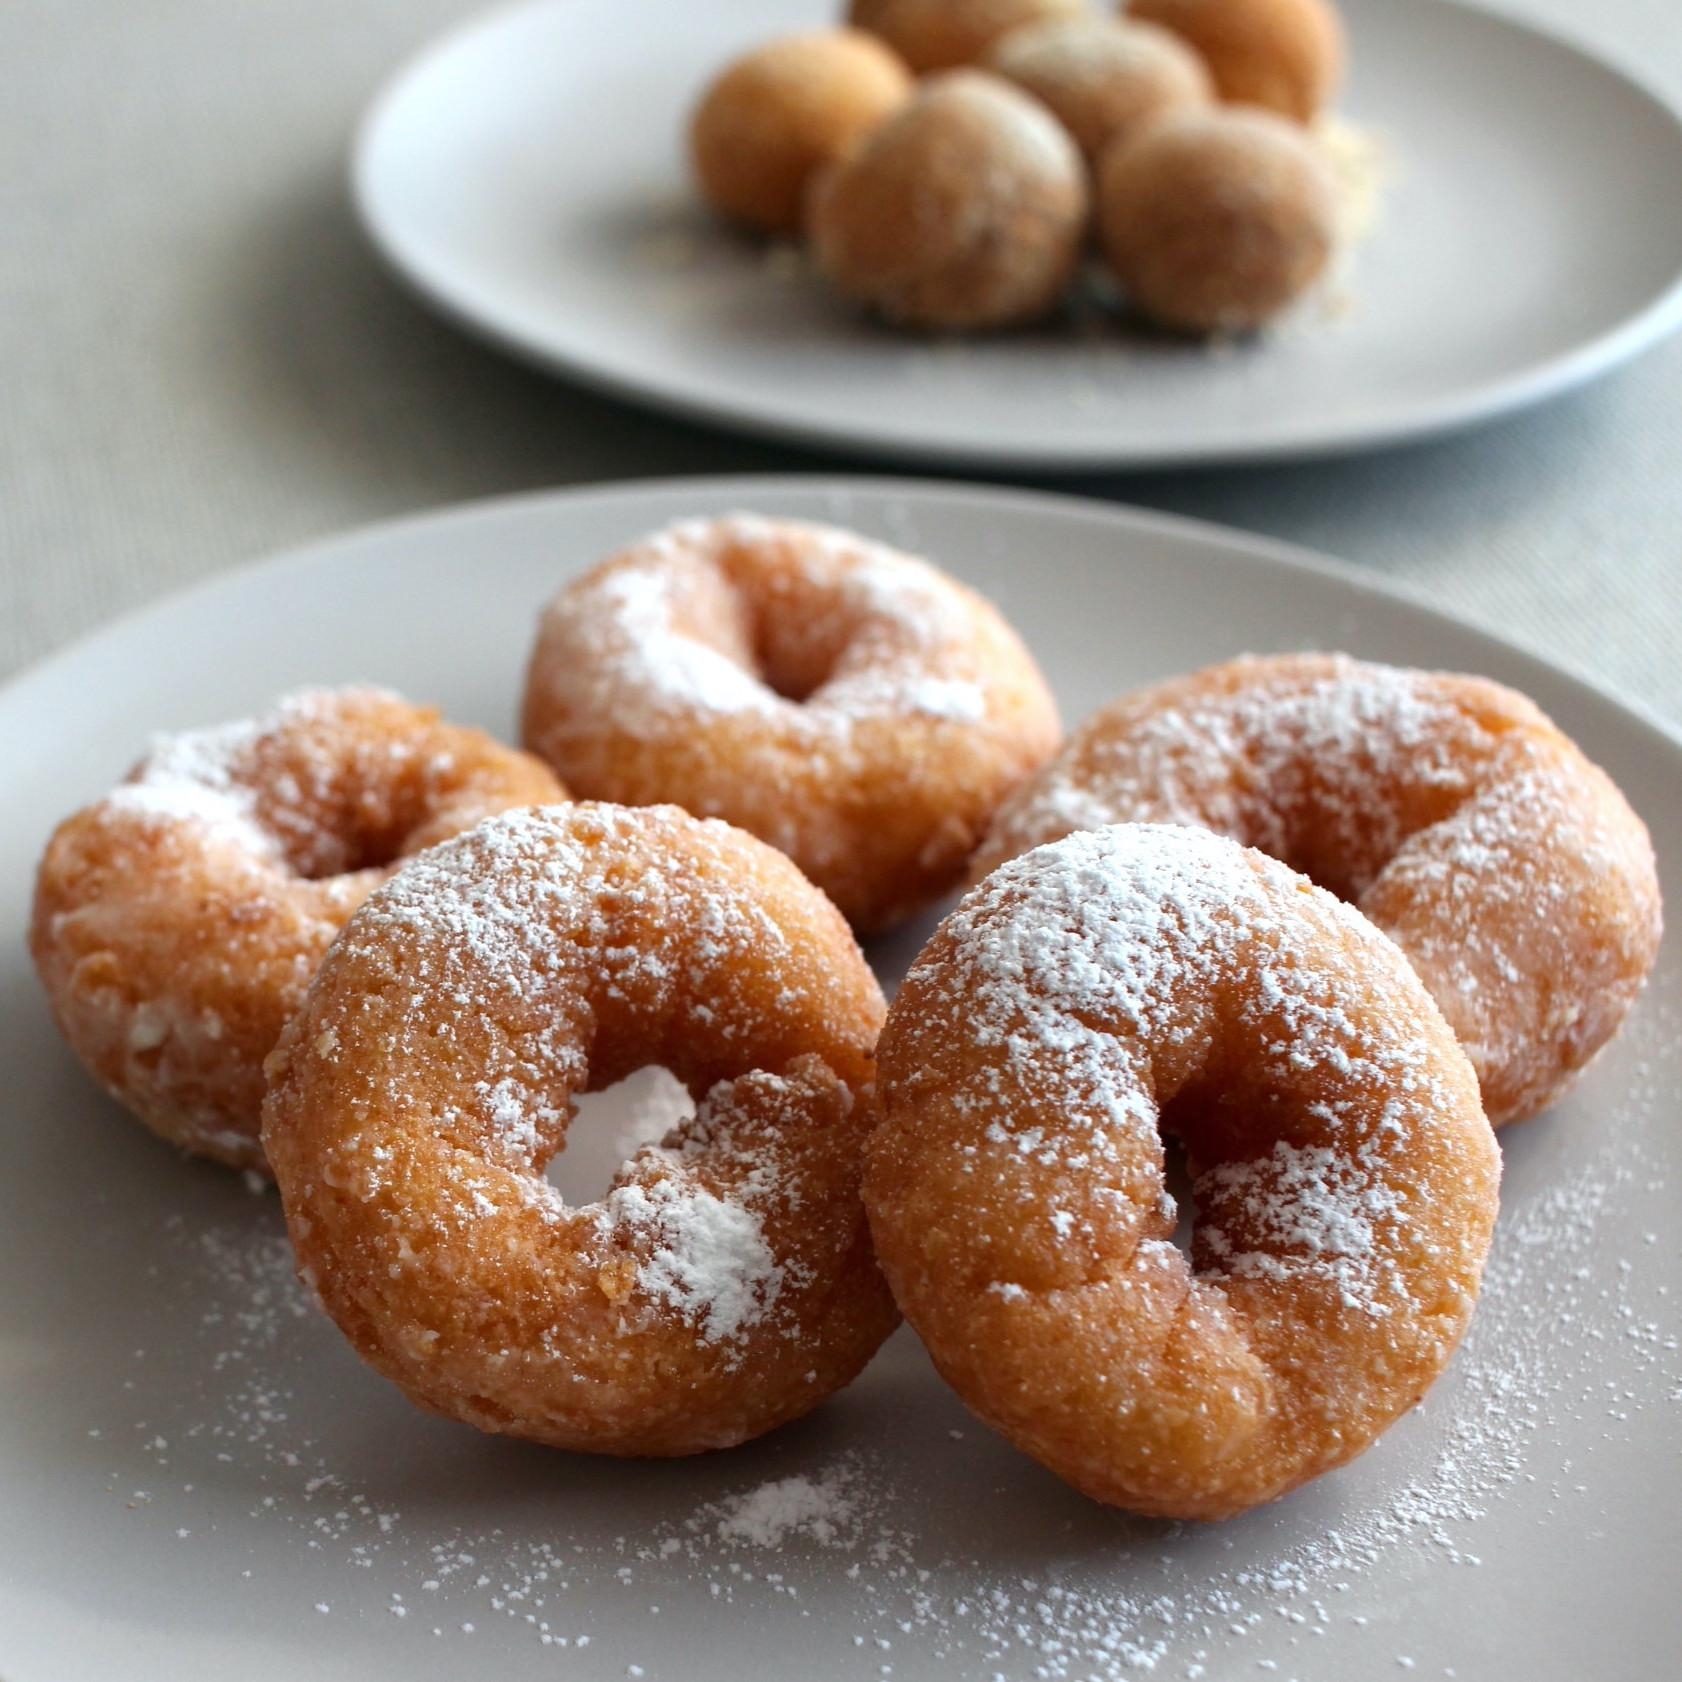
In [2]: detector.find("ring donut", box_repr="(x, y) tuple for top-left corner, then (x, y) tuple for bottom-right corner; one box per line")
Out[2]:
(30, 687), (563, 1171)
(520, 516), (1061, 933)
(973, 654), (1663, 1125)
(261, 803), (898, 1455)
(865, 823), (1500, 1520)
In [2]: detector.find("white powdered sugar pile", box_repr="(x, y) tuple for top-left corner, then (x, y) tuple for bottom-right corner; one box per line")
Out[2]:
(595, 1173), (782, 1347)
(712, 1471), (859, 1548)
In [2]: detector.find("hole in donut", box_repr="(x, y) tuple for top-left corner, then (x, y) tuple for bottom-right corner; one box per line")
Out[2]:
(543, 1066), (693, 1204)
(739, 592), (851, 705)
(1160, 1137), (1198, 1259)
(246, 803), (411, 882)
(283, 825), (409, 881)
(747, 633), (837, 705)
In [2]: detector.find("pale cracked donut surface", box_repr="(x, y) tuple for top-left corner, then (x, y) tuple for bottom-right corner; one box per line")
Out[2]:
(973, 654), (1664, 1125)
(521, 515), (1061, 933)
(30, 687), (564, 1171)
(262, 803), (898, 1456)
(865, 823), (1500, 1520)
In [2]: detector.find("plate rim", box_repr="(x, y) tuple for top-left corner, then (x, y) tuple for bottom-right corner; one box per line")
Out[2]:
(3, 472), (1678, 762)
(347, 0), (1682, 472)
(4, 472), (1680, 1681)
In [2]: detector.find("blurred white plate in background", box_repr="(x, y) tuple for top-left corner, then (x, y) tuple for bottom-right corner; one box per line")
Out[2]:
(352, 0), (1682, 469)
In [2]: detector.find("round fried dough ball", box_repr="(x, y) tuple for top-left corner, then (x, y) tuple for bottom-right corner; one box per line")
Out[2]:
(809, 70), (1089, 332)
(1127, 0), (1345, 124)
(690, 30), (914, 234)
(988, 16), (1212, 163)
(1096, 106), (1337, 333)
(849, 0), (1089, 74)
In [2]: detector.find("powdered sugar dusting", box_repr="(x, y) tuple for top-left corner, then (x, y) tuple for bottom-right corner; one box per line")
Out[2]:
(98, 685), (405, 862)
(1199, 1140), (1409, 1315)
(596, 1173), (781, 1347)
(528, 515), (1003, 744)
(976, 654), (1661, 1128)
(981, 655), (1483, 893)
(925, 823), (1442, 1252)
(89, 985), (1678, 1675)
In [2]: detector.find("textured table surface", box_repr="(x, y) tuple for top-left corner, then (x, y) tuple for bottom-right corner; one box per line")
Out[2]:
(4, 0), (1679, 724)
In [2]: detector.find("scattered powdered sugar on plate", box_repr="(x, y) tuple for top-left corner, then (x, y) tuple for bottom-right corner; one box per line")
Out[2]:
(89, 1001), (1678, 1678)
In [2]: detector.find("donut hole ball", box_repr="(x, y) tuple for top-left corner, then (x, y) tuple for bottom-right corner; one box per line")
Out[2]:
(808, 70), (1090, 332)
(1095, 107), (1337, 334)
(1127, 0), (1346, 124)
(848, 0), (1090, 74)
(987, 16), (1212, 164)
(690, 29), (914, 235)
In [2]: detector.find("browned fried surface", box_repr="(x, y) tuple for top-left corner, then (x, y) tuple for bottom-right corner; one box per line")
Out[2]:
(867, 824), (1500, 1519)
(850, 0), (1086, 74)
(988, 16), (1212, 163)
(1096, 106), (1337, 334)
(30, 687), (563, 1168)
(1129, 0), (1346, 123)
(808, 71), (1089, 332)
(521, 515), (1061, 931)
(690, 30), (913, 235)
(262, 803), (898, 1456)
(975, 654), (1664, 1124)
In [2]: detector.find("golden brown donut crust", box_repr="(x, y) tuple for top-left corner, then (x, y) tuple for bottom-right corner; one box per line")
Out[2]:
(1096, 106), (1337, 334)
(808, 71), (1090, 333)
(520, 516), (1061, 933)
(849, 0), (1087, 73)
(1129, 0), (1346, 124)
(262, 804), (897, 1456)
(987, 16), (1213, 163)
(974, 654), (1664, 1125)
(30, 688), (564, 1170)
(866, 823), (1500, 1520)
(689, 30), (913, 235)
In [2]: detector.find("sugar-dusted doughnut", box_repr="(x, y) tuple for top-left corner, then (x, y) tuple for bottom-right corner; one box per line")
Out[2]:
(973, 654), (1664, 1125)
(1129, 0), (1346, 125)
(849, 0), (1086, 74)
(866, 823), (1500, 1520)
(262, 803), (897, 1455)
(1096, 107), (1338, 334)
(988, 15), (1212, 164)
(30, 687), (564, 1171)
(520, 515), (1061, 933)
(690, 30), (913, 235)
(808, 71), (1089, 333)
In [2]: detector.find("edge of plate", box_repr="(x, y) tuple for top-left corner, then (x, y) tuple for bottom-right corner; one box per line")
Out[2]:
(3, 474), (1678, 765)
(346, 0), (1682, 472)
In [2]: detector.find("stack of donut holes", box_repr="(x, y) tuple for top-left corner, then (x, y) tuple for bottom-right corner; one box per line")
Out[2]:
(32, 515), (1662, 1520)
(689, 0), (1351, 333)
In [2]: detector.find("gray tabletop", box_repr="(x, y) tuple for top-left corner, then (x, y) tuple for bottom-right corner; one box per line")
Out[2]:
(5, 0), (1679, 723)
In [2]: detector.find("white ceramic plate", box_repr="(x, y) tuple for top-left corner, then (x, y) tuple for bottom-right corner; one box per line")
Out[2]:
(2, 478), (1677, 1681)
(351, 0), (1682, 470)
